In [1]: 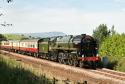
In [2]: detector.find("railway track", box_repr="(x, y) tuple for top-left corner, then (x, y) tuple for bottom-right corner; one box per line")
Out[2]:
(90, 68), (125, 81)
(0, 50), (125, 84)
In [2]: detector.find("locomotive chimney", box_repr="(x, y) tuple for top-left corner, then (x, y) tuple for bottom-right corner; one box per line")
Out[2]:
(81, 34), (86, 38)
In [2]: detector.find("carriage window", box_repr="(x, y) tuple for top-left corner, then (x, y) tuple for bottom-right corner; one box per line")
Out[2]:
(16, 43), (18, 46)
(22, 43), (24, 46)
(32, 45), (35, 48)
(4, 43), (9, 45)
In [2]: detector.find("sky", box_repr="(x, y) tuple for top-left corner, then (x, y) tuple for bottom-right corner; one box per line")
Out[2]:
(0, 0), (125, 35)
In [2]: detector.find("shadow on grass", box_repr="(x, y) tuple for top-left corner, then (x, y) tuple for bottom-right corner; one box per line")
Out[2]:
(0, 59), (52, 84)
(107, 60), (118, 69)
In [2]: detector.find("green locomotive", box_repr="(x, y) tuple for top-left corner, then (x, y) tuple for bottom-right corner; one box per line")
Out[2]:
(38, 34), (100, 68)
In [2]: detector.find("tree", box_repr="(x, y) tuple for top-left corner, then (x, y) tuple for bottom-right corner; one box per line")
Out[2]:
(92, 24), (110, 45)
(111, 25), (116, 35)
(7, 0), (13, 3)
(0, 34), (7, 50)
(99, 34), (125, 70)
(0, 34), (7, 41)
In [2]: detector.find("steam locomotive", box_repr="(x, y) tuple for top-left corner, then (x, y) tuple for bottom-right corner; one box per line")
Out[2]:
(0, 34), (101, 69)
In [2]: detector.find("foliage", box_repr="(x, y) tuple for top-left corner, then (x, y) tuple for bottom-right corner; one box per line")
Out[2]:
(0, 34), (7, 41)
(110, 25), (116, 35)
(116, 57), (125, 72)
(0, 56), (52, 84)
(92, 24), (110, 45)
(3, 34), (28, 40)
(7, 0), (13, 3)
(99, 34), (125, 70)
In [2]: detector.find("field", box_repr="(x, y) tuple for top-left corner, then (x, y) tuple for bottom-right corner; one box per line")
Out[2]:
(0, 54), (52, 84)
(3, 34), (27, 40)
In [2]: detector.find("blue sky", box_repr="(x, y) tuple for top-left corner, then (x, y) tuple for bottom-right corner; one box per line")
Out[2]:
(13, 0), (125, 11)
(0, 0), (125, 35)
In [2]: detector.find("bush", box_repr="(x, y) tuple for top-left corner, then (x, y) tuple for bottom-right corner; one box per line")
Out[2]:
(99, 34), (125, 70)
(116, 57), (125, 72)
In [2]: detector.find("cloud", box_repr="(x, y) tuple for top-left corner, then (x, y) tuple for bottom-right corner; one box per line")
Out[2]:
(1, 7), (125, 35)
(114, 0), (125, 3)
(121, 8), (125, 12)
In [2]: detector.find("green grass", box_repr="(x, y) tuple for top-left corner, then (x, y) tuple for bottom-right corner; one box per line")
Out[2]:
(3, 34), (27, 40)
(0, 55), (52, 84)
(116, 57), (125, 72)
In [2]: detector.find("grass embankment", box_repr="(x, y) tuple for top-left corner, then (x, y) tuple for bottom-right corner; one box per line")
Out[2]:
(3, 34), (27, 40)
(0, 54), (52, 84)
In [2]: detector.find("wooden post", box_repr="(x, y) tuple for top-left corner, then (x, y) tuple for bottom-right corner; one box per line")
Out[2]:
(83, 81), (87, 84)
(53, 77), (56, 84)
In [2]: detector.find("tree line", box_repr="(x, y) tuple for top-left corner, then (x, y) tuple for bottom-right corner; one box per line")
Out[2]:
(93, 24), (125, 71)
